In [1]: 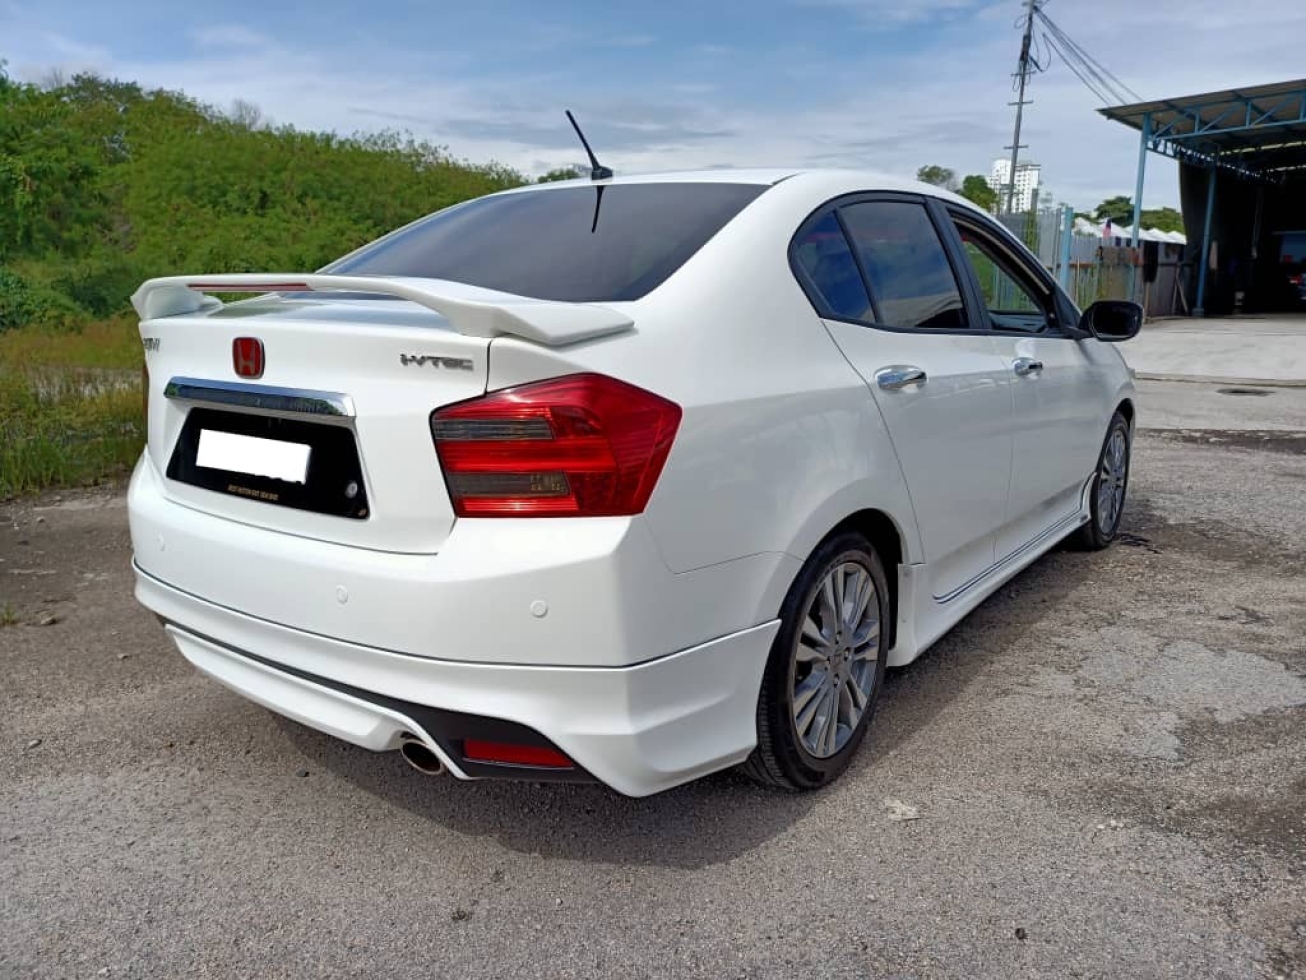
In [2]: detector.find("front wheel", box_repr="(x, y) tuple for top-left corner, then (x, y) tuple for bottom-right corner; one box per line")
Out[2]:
(1073, 410), (1131, 550)
(741, 532), (890, 791)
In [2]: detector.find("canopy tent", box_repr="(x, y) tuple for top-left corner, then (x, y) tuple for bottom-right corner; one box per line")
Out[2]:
(1071, 218), (1186, 244)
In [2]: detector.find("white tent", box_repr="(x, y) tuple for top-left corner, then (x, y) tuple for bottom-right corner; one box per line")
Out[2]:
(1072, 217), (1185, 245)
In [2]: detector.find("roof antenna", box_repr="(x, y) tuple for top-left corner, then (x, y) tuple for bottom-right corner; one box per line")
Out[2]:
(565, 110), (613, 181)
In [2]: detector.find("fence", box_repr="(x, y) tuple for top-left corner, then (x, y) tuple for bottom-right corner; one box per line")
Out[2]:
(997, 206), (1188, 317)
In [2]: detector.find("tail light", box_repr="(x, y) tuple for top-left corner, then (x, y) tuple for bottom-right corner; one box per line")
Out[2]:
(430, 373), (681, 517)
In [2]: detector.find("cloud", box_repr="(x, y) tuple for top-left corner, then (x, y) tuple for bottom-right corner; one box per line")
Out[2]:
(7, 0), (1305, 207)
(188, 24), (274, 49)
(798, 0), (983, 26)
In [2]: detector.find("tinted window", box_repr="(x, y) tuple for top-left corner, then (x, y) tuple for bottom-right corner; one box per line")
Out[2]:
(956, 225), (1049, 333)
(839, 202), (967, 330)
(793, 213), (872, 321)
(327, 183), (766, 302)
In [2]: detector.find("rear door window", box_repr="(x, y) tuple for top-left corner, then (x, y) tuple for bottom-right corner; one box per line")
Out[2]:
(838, 201), (968, 330)
(327, 183), (767, 302)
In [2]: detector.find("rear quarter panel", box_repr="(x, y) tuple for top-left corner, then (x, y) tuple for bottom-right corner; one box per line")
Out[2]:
(486, 176), (924, 610)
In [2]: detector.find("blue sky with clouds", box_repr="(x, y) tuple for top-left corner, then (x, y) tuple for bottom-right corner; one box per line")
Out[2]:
(5, 0), (1305, 209)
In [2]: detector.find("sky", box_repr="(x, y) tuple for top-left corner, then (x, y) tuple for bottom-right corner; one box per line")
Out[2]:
(4, 0), (1305, 211)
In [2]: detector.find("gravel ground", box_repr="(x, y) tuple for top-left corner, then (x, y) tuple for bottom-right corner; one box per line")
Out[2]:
(2, 382), (1304, 980)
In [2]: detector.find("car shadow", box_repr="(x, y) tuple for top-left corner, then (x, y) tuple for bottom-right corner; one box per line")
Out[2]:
(280, 515), (1129, 871)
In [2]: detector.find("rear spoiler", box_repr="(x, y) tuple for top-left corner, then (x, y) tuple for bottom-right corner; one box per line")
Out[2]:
(130, 274), (634, 347)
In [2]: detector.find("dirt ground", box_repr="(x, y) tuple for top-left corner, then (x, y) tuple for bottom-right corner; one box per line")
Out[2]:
(2, 386), (1304, 979)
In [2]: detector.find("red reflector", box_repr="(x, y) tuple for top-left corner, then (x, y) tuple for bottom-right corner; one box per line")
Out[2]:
(430, 373), (681, 517)
(463, 740), (573, 768)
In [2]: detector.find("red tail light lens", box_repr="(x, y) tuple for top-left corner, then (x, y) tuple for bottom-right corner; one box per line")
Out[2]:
(430, 373), (681, 517)
(463, 739), (574, 768)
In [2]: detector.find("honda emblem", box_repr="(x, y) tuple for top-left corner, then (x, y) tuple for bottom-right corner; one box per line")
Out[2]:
(232, 337), (264, 379)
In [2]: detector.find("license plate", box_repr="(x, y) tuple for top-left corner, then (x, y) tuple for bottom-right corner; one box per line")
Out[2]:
(168, 408), (369, 519)
(196, 429), (311, 484)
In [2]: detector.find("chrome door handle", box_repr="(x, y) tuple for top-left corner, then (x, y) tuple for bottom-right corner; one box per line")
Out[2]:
(1013, 357), (1044, 376)
(875, 366), (928, 390)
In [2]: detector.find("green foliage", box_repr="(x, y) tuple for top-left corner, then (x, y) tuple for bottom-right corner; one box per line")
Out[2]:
(0, 64), (527, 329)
(0, 363), (144, 498)
(916, 165), (957, 190)
(1139, 206), (1184, 234)
(1090, 197), (1184, 233)
(959, 175), (998, 213)
(1093, 195), (1135, 226)
(537, 166), (586, 183)
(0, 63), (529, 494)
(0, 267), (87, 330)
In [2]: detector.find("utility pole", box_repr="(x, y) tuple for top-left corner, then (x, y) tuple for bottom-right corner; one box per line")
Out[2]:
(1004, 0), (1039, 213)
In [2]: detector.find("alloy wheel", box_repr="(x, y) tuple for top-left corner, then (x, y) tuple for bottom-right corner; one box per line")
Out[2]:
(789, 560), (881, 759)
(1097, 427), (1128, 534)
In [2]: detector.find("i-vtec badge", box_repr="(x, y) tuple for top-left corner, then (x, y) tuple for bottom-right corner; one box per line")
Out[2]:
(400, 354), (474, 371)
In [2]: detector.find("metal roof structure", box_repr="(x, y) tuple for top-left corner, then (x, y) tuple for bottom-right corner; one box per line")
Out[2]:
(1101, 79), (1306, 181)
(1100, 79), (1306, 314)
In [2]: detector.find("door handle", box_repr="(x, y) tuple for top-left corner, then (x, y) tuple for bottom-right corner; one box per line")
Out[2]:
(1012, 357), (1044, 376)
(875, 366), (928, 390)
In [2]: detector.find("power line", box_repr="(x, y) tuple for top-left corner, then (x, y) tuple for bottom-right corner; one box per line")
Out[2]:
(1033, 7), (1142, 105)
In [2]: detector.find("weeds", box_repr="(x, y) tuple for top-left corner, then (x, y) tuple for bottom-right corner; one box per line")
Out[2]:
(0, 604), (17, 626)
(1, 319), (144, 498)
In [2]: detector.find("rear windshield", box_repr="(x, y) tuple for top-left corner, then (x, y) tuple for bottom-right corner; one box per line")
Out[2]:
(326, 182), (767, 302)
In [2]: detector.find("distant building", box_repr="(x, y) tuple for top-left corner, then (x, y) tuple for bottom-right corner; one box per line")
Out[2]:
(988, 159), (1042, 212)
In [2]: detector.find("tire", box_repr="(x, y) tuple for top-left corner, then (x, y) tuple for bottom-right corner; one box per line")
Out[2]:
(1072, 410), (1131, 551)
(742, 531), (890, 791)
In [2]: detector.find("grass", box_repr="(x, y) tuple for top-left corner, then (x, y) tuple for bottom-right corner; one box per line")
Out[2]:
(0, 603), (17, 627)
(0, 316), (145, 499)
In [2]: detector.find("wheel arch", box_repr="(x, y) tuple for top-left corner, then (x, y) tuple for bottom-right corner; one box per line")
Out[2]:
(780, 507), (909, 653)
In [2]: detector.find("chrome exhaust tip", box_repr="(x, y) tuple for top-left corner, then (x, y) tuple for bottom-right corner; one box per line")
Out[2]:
(399, 738), (446, 776)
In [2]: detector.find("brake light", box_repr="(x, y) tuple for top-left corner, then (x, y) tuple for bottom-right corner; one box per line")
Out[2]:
(430, 373), (681, 517)
(463, 739), (574, 768)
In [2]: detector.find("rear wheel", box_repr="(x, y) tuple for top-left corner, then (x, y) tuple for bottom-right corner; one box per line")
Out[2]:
(742, 532), (889, 790)
(1073, 410), (1131, 550)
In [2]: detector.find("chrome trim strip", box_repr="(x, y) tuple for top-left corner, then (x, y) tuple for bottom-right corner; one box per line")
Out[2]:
(933, 510), (1085, 604)
(164, 377), (355, 418)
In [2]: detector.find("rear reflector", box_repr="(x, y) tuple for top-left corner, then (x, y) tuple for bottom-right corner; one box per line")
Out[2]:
(463, 739), (574, 768)
(430, 373), (681, 517)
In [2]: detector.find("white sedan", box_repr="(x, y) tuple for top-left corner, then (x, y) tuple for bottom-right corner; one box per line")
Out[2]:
(128, 169), (1139, 796)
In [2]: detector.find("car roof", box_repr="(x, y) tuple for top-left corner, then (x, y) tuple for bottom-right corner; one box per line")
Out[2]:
(501, 167), (985, 213)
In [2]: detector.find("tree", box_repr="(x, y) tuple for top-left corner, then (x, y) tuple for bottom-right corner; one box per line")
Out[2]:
(959, 174), (998, 213)
(1092, 195), (1134, 226)
(916, 165), (957, 190)
(537, 165), (585, 183)
(228, 99), (267, 130)
(1139, 206), (1184, 233)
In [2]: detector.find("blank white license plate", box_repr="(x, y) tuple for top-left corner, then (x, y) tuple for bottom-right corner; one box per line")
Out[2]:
(195, 429), (311, 484)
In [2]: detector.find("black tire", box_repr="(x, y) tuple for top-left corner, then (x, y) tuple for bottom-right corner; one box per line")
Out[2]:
(1072, 410), (1131, 551)
(742, 531), (890, 791)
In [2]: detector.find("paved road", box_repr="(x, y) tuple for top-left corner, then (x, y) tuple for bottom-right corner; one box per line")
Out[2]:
(3, 382), (1304, 979)
(1124, 314), (1306, 386)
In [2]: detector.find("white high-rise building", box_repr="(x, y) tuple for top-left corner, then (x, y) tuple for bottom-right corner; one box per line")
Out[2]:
(988, 159), (1042, 212)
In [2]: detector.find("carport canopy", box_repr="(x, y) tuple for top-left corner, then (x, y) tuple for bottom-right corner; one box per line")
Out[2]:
(1101, 79), (1306, 314)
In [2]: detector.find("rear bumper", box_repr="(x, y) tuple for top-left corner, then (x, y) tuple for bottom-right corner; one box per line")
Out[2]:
(128, 454), (796, 669)
(136, 565), (778, 797)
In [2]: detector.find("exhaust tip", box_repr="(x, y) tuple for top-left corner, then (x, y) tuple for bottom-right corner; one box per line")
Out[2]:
(399, 738), (446, 776)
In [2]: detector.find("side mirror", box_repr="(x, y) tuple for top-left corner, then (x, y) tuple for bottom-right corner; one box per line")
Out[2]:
(1080, 300), (1143, 342)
